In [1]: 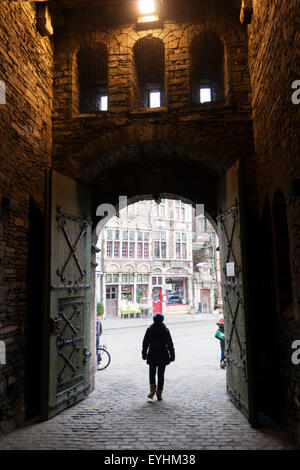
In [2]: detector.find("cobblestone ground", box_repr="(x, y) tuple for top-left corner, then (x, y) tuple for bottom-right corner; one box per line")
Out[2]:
(0, 314), (295, 450)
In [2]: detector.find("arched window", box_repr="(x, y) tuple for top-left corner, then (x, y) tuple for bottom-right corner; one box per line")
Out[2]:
(273, 190), (293, 316)
(190, 32), (225, 104)
(133, 37), (165, 108)
(77, 42), (108, 113)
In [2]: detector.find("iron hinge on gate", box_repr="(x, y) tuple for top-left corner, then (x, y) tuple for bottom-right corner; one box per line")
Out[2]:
(50, 317), (61, 336)
(83, 347), (92, 365)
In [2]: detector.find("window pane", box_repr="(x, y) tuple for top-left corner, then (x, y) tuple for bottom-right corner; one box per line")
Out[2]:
(144, 243), (149, 259)
(107, 241), (112, 257)
(154, 231), (160, 241)
(154, 241), (160, 258)
(137, 242), (143, 258)
(107, 229), (113, 241)
(113, 274), (119, 283)
(122, 230), (128, 241)
(200, 87), (212, 103)
(122, 274), (127, 283)
(100, 95), (108, 111)
(144, 231), (149, 241)
(142, 274), (149, 282)
(182, 243), (187, 259)
(129, 231), (135, 241)
(137, 274), (142, 283)
(161, 231), (167, 241)
(161, 242), (166, 258)
(182, 232), (187, 242)
(175, 232), (181, 242)
(137, 231), (143, 241)
(105, 274), (112, 283)
(129, 242), (135, 258)
(176, 243), (181, 259)
(149, 91), (161, 108)
(129, 274), (134, 283)
(157, 277), (162, 285)
(122, 242), (128, 257)
(114, 242), (120, 257)
(115, 230), (120, 240)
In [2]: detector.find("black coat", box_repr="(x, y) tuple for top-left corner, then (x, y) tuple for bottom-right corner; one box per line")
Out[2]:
(142, 322), (175, 366)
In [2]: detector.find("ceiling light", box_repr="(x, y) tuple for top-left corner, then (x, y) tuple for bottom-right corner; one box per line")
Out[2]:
(138, 0), (155, 15)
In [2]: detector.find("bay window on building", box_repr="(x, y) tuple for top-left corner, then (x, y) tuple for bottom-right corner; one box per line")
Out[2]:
(175, 232), (188, 259)
(153, 230), (167, 258)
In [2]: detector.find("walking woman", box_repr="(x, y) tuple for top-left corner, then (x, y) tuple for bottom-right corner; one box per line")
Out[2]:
(142, 313), (175, 401)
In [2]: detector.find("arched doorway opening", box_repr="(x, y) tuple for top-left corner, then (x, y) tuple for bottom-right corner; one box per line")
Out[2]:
(43, 140), (255, 427)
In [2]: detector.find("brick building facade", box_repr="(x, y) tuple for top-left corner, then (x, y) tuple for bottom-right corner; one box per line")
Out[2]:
(0, 0), (299, 447)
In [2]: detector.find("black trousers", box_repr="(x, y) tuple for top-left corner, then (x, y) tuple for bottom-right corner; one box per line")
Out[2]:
(149, 364), (166, 390)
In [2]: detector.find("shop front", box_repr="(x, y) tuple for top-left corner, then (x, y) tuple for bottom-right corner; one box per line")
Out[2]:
(165, 277), (190, 314)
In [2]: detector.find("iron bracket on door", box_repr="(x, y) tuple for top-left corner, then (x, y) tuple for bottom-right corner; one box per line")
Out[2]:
(83, 347), (92, 365)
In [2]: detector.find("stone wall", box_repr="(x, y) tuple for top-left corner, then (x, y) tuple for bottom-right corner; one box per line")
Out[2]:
(52, 0), (255, 212)
(248, 0), (300, 446)
(0, 1), (53, 435)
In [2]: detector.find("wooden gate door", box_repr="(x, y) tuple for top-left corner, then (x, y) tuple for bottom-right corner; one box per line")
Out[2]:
(106, 285), (118, 316)
(217, 160), (254, 423)
(42, 170), (92, 420)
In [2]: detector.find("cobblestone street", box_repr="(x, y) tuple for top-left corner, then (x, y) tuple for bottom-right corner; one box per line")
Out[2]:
(0, 314), (295, 450)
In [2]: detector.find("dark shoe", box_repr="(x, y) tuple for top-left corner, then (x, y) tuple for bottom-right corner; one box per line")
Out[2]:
(220, 360), (226, 369)
(147, 384), (156, 399)
(156, 389), (163, 401)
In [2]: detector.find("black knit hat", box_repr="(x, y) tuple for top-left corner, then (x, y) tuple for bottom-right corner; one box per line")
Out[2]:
(153, 313), (164, 323)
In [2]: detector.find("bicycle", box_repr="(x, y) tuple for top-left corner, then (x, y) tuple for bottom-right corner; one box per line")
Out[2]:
(97, 345), (111, 370)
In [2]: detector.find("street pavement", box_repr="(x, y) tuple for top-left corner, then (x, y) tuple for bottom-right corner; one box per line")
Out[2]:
(0, 313), (295, 450)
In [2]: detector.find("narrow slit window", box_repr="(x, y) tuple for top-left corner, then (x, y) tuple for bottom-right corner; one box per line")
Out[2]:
(190, 32), (225, 104)
(133, 37), (165, 109)
(77, 42), (108, 113)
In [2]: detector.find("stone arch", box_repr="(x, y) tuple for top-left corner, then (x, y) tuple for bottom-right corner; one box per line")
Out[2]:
(106, 263), (120, 273)
(122, 264), (135, 273)
(137, 263), (151, 273)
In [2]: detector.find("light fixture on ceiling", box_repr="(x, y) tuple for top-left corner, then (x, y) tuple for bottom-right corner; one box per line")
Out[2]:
(137, 0), (161, 28)
(138, 0), (155, 15)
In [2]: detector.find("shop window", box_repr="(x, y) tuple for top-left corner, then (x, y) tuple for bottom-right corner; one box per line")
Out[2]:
(190, 32), (225, 104)
(166, 277), (188, 304)
(133, 36), (165, 108)
(77, 42), (108, 113)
